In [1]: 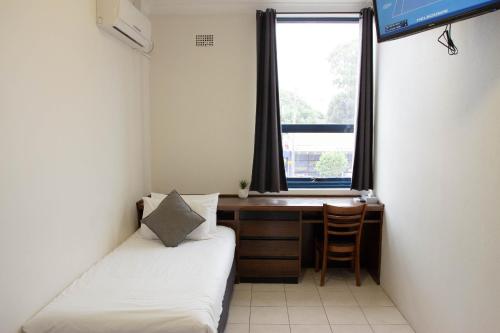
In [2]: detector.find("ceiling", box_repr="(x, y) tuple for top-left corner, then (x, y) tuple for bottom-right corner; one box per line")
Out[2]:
(142, 0), (372, 15)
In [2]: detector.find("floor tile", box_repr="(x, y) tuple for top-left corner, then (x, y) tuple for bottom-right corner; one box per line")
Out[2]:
(362, 307), (407, 325)
(228, 306), (250, 324)
(324, 306), (368, 325)
(338, 270), (356, 280)
(224, 323), (249, 333)
(352, 290), (393, 307)
(291, 324), (332, 333)
(302, 268), (321, 279)
(250, 306), (289, 324)
(316, 278), (350, 291)
(252, 283), (285, 292)
(286, 281), (317, 291)
(250, 324), (290, 333)
(286, 290), (322, 306)
(331, 324), (373, 333)
(346, 274), (378, 288)
(371, 325), (415, 333)
(300, 279), (316, 286)
(288, 306), (329, 325)
(252, 291), (286, 306)
(227, 270), (414, 333)
(232, 290), (252, 306)
(349, 285), (384, 293)
(319, 290), (358, 306)
(317, 269), (348, 281)
(315, 272), (345, 280)
(299, 273), (318, 281)
(234, 283), (252, 291)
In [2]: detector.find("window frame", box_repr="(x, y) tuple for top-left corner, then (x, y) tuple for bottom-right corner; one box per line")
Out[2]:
(277, 15), (360, 189)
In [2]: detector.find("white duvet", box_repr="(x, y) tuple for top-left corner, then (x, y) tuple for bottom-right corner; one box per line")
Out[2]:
(23, 226), (236, 333)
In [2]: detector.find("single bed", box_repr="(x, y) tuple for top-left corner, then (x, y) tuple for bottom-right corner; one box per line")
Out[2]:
(23, 225), (236, 333)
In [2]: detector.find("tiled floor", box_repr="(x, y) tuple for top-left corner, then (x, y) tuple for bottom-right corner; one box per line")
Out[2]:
(225, 268), (415, 333)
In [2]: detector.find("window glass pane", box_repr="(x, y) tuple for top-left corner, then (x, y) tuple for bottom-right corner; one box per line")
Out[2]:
(277, 22), (360, 125)
(283, 132), (355, 178)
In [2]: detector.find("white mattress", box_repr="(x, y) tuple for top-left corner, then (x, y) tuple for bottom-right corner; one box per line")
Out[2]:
(23, 226), (236, 333)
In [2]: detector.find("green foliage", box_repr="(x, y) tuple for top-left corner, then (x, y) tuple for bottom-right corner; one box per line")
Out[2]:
(328, 41), (358, 89)
(327, 90), (356, 124)
(327, 41), (358, 124)
(239, 180), (249, 189)
(280, 91), (324, 124)
(315, 151), (348, 177)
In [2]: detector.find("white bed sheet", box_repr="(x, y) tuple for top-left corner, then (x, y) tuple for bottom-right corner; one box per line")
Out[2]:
(23, 226), (236, 333)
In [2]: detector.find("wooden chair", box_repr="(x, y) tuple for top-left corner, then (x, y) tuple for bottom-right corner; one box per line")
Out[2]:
(315, 204), (367, 287)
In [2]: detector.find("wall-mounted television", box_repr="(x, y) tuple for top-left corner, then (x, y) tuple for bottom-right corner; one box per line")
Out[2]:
(374, 0), (500, 42)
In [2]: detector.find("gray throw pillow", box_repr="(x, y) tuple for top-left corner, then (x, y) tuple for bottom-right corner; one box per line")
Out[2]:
(141, 190), (205, 247)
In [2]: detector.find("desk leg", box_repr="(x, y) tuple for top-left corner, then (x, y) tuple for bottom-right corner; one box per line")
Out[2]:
(361, 222), (382, 285)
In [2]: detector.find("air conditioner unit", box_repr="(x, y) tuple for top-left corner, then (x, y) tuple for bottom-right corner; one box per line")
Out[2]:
(97, 0), (153, 53)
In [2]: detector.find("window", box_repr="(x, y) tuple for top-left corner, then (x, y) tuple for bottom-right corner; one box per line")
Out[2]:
(277, 16), (360, 188)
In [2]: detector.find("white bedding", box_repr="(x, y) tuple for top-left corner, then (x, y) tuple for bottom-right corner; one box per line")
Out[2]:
(23, 226), (236, 333)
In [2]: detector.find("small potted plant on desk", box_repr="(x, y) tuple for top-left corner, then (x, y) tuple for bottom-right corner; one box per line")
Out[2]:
(238, 180), (249, 199)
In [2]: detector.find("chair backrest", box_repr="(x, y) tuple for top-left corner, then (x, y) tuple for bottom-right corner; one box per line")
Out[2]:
(322, 204), (367, 245)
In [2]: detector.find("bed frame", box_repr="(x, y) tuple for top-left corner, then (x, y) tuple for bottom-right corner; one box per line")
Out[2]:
(218, 260), (235, 333)
(136, 199), (235, 333)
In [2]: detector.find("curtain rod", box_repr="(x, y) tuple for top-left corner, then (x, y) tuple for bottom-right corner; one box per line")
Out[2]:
(276, 11), (361, 15)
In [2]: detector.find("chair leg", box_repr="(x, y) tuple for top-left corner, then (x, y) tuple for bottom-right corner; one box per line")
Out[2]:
(320, 252), (327, 286)
(355, 251), (361, 287)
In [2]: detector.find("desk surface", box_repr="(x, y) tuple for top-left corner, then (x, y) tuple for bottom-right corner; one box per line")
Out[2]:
(217, 196), (384, 212)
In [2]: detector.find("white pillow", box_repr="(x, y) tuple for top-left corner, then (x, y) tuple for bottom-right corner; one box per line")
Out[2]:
(140, 197), (161, 240)
(141, 193), (219, 240)
(151, 192), (219, 235)
(150, 192), (166, 200)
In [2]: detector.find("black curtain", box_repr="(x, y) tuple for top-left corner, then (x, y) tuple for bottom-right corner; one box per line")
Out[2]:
(250, 9), (288, 193)
(351, 8), (374, 191)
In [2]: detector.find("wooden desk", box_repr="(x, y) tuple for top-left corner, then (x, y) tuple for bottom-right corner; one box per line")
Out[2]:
(217, 196), (384, 284)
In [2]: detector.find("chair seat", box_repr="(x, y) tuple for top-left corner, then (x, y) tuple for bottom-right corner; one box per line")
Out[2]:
(315, 238), (355, 253)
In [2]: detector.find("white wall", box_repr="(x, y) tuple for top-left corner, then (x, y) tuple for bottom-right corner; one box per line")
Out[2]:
(150, 14), (257, 194)
(375, 11), (500, 333)
(0, 1), (150, 332)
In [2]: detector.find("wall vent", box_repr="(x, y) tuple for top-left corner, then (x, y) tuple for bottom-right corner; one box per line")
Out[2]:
(195, 34), (214, 47)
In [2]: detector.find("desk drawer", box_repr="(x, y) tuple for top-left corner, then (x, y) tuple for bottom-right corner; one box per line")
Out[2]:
(240, 240), (299, 258)
(240, 220), (299, 238)
(239, 259), (299, 277)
